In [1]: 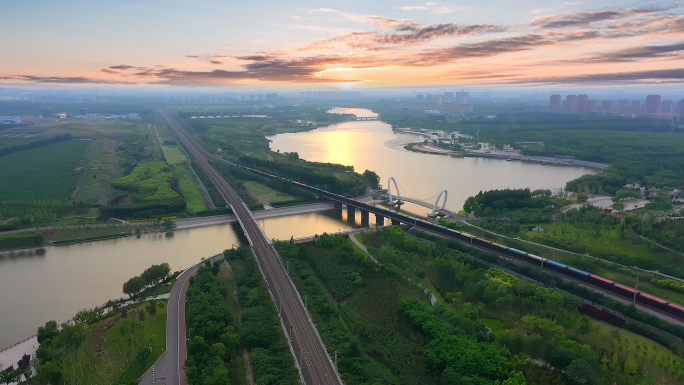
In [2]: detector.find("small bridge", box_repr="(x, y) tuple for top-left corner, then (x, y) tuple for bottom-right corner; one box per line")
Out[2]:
(350, 116), (379, 121)
(381, 177), (451, 218)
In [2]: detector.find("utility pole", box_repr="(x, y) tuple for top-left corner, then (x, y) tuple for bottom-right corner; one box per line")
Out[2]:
(286, 260), (289, 275)
(305, 295), (308, 310)
(334, 351), (338, 371)
(541, 257), (544, 271)
(633, 276), (639, 304)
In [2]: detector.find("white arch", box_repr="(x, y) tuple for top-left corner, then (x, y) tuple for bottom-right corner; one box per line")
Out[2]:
(387, 177), (401, 203)
(431, 189), (448, 215)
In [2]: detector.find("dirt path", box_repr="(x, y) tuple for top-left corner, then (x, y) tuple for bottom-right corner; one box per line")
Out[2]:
(224, 261), (256, 385)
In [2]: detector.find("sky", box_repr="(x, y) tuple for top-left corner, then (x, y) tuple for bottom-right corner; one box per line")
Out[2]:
(2, 0), (684, 90)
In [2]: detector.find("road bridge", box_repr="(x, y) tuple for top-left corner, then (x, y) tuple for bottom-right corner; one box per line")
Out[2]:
(158, 110), (342, 385)
(349, 116), (379, 121)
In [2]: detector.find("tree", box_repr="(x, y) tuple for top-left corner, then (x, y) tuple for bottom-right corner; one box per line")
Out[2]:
(500, 371), (527, 385)
(362, 169), (380, 188)
(147, 300), (157, 317)
(123, 276), (145, 298)
(566, 357), (599, 385)
(138, 309), (146, 322)
(576, 193), (589, 203)
(73, 308), (98, 325)
(164, 218), (176, 230)
(612, 201), (624, 211)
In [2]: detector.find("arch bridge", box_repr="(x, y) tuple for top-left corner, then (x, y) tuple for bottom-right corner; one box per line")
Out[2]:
(381, 178), (451, 218)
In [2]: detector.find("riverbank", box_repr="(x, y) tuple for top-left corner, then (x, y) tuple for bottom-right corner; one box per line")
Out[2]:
(464, 150), (609, 169)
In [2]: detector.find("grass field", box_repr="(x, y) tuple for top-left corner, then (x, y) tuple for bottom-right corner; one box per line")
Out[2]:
(242, 180), (297, 205)
(60, 301), (168, 385)
(5, 120), (153, 139)
(171, 164), (209, 212)
(574, 319), (684, 384)
(217, 262), (249, 385)
(0, 140), (89, 200)
(485, 234), (684, 307)
(162, 143), (187, 165)
(72, 138), (124, 204)
(45, 225), (143, 242)
(455, 221), (684, 307)
(524, 222), (684, 278)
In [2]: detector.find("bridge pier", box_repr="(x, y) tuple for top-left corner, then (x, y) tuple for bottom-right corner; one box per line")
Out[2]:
(346, 205), (355, 219)
(360, 209), (369, 226)
(334, 200), (342, 209)
(391, 219), (401, 226)
(375, 213), (385, 226)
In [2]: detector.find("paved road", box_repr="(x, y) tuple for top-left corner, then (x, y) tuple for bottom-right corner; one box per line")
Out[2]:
(140, 254), (223, 385)
(159, 110), (342, 385)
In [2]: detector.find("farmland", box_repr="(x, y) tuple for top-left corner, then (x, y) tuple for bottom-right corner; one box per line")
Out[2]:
(0, 140), (89, 200)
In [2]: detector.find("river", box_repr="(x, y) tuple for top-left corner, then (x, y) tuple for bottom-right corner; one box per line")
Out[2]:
(0, 108), (597, 348)
(269, 107), (599, 215)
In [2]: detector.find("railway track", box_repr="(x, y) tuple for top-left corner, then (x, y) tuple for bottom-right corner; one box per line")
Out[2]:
(158, 110), (341, 385)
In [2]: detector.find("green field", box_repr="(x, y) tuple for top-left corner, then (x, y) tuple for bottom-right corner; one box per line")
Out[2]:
(5, 120), (153, 139)
(216, 262), (249, 385)
(72, 138), (124, 204)
(171, 164), (209, 212)
(60, 301), (168, 385)
(162, 143), (187, 165)
(242, 180), (297, 205)
(0, 140), (89, 200)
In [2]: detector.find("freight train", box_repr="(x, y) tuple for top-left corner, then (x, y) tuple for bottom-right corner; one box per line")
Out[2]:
(236, 164), (684, 320)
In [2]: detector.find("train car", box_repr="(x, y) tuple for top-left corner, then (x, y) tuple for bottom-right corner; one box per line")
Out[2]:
(566, 267), (591, 280)
(638, 293), (669, 310)
(587, 275), (614, 290)
(527, 253), (543, 262)
(666, 302), (684, 318)
(481, 240), (493, 245)
(612, 283), (635, 298)
(545, 260), (568, 272)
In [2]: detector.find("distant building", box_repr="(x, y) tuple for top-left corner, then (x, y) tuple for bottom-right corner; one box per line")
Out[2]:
(265, 93), (277, 101)
(586, 100), (597, 112)
(600, 100), (613, 112)
(452, 92), (468, 104)
(577, 94), (588, 112)
(563, 95), (578, 113)
(680, 100), (684, 119)
(660, 100), (673, 114)
(417, 94), (425, 101)
(645, 95), (661, 114)
(618, 99), (630, 112)
(550, 94), (561, 112)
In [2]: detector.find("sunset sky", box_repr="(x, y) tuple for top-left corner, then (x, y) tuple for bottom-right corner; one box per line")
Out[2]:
(2, 0), (684, 89)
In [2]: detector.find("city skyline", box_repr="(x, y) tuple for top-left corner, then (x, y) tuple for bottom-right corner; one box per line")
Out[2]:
(2, 1), (684, 90)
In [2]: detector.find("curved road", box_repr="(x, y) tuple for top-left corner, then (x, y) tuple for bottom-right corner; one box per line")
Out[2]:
(158, 110), (342, 385)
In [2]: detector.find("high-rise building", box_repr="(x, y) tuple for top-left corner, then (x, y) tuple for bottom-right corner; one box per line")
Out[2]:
(417, 94), (424, 101)
(600, 100), (613, 112)
(680, 100), (684, 119)
(453, 92), (469, 104)
(660, 100), (673, 114)
(618, 99), (630, 112)
(550, 94), (561, 112)
(577, 95), (588, 113)
(586, 100), (597, 112)
(645, 95), (661, 114)
(563, 95), (578, 113)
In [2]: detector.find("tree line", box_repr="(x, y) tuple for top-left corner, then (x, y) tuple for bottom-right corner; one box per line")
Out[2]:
(122, 263), (171, 298)
(0, 134), (72, 157)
